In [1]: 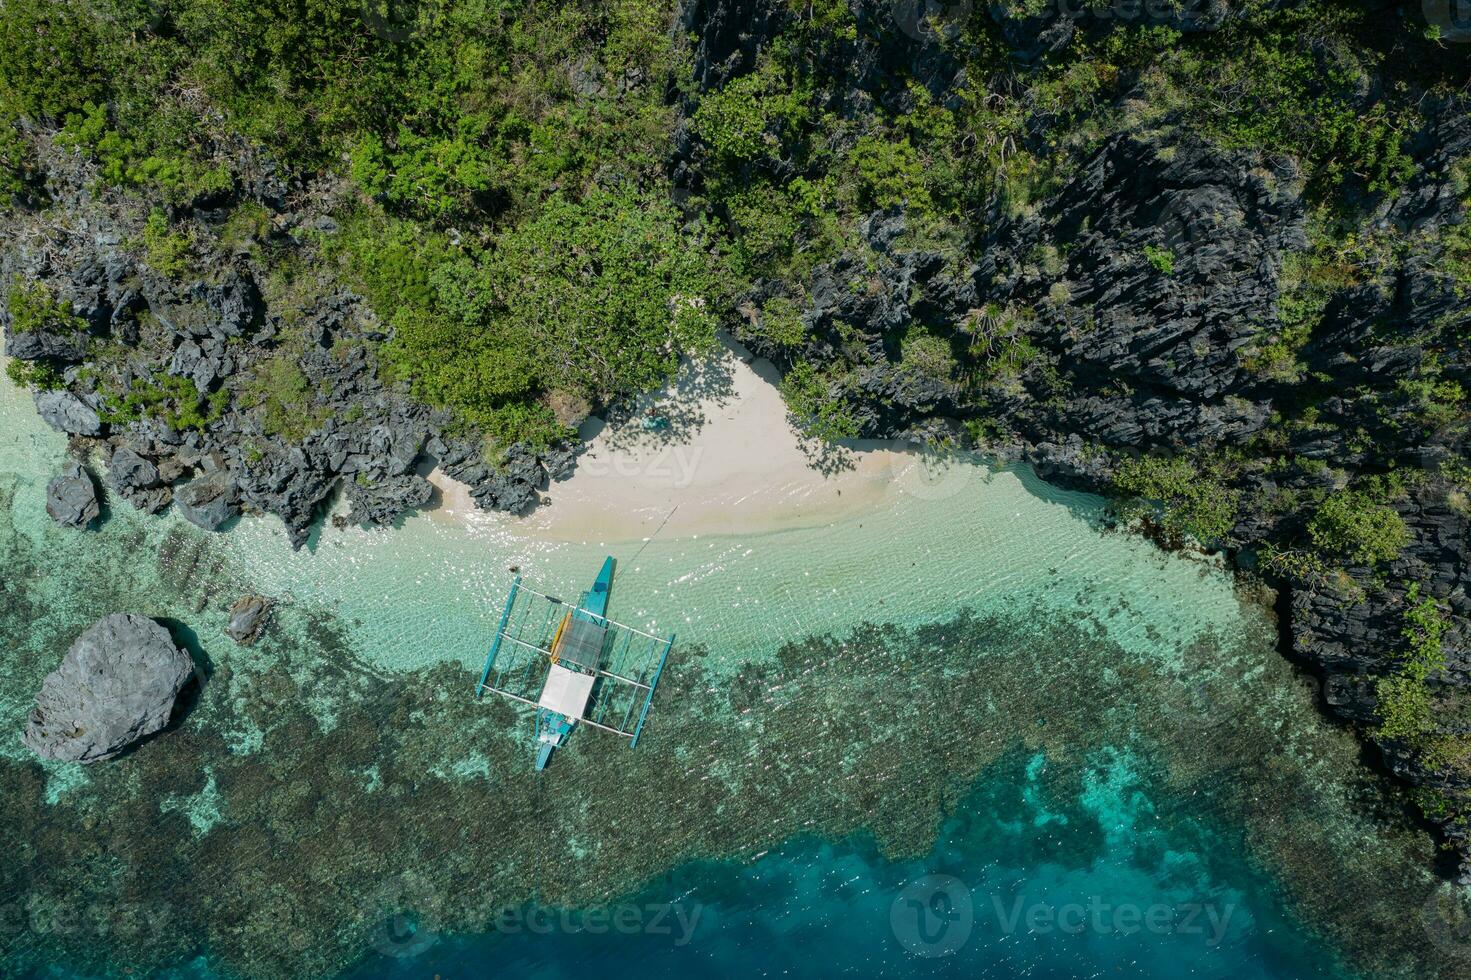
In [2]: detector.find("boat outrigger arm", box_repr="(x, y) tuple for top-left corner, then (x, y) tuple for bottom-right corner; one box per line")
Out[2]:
(474, 557), (675, 770)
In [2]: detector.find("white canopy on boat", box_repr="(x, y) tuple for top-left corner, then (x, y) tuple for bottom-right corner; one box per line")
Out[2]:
(538, 663), (596, 719)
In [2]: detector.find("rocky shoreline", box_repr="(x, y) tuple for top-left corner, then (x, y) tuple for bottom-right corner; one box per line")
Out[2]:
(0, 138), (575, 549)
(2, 0), (1469, 885)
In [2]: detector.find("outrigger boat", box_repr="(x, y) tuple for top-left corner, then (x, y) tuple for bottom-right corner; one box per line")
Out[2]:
(475, 557), (675, 770)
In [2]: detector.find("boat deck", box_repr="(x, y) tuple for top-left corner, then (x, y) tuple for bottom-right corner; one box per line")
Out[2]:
(476, 571), (675, 749)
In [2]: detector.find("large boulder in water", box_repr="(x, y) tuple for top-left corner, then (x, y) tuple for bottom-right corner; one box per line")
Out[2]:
(23, 614), (195, 763)
(34, 389), (102, 436)
(174, 471), (241, 531)
(46, 462), (99, 529)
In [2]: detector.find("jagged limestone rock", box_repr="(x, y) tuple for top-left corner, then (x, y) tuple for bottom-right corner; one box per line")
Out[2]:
(174, 471), (241, 531)
(45, 461), (99, 529)
(23, 614), (195, 763)
(34, 389), (102, 436)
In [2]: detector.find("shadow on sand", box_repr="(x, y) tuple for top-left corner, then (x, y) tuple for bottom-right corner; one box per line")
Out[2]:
(598, 334), (739, 454)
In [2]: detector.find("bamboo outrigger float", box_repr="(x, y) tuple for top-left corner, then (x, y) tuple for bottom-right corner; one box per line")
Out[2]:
(475, 557), (675, 770)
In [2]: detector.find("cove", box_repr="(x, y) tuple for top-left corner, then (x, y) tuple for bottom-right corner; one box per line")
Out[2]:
(0, 364), (1458, 980)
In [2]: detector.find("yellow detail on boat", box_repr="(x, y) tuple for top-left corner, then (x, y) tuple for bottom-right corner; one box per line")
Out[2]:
(548, 611), (571, 665)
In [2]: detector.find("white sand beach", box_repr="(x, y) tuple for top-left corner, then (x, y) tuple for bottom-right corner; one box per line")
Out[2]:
(427, 340), (935, 543)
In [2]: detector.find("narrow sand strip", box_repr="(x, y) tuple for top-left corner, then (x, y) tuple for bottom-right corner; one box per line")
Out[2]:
(428, 340), (927, 543)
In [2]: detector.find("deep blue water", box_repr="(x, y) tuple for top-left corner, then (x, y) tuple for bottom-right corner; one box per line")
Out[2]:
(341, 750), (1350, 980)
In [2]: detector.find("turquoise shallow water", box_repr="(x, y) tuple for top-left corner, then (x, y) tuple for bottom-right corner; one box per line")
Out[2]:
(0, 365), (1458, 980)
(0, 353), (1261, 693)
(232, 437), (1252, 681)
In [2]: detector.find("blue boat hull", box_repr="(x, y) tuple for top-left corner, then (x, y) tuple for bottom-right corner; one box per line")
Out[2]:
(535, 557), (615, 770)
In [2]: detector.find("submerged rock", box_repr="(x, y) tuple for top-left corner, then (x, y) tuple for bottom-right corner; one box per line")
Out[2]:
(45, 462), (99, 529)
(226, 595), (273, 646)
(22, 614), (195, 763)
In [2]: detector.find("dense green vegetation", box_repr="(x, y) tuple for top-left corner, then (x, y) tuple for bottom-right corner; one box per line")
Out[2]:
(1136, 4), (1419, 199)
(5, 280), (84, 335)
(3, 357), (61, 391)
(3, 0), (1463, 452)
(1112, 453), (1239, 545)
(100, 372), (230, 432)
(1, 0), (723, 447)
(1142, 244), (1175, 276)
(672, 0), (1468, 433)
(240, 354), (325, 442)
(780, 360), (861, 442)
(360, 186), (725, 447)
(139, 209), (195, 279)
(1376, 585), (1455, 763)
(1308, 488), (1411, 567)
